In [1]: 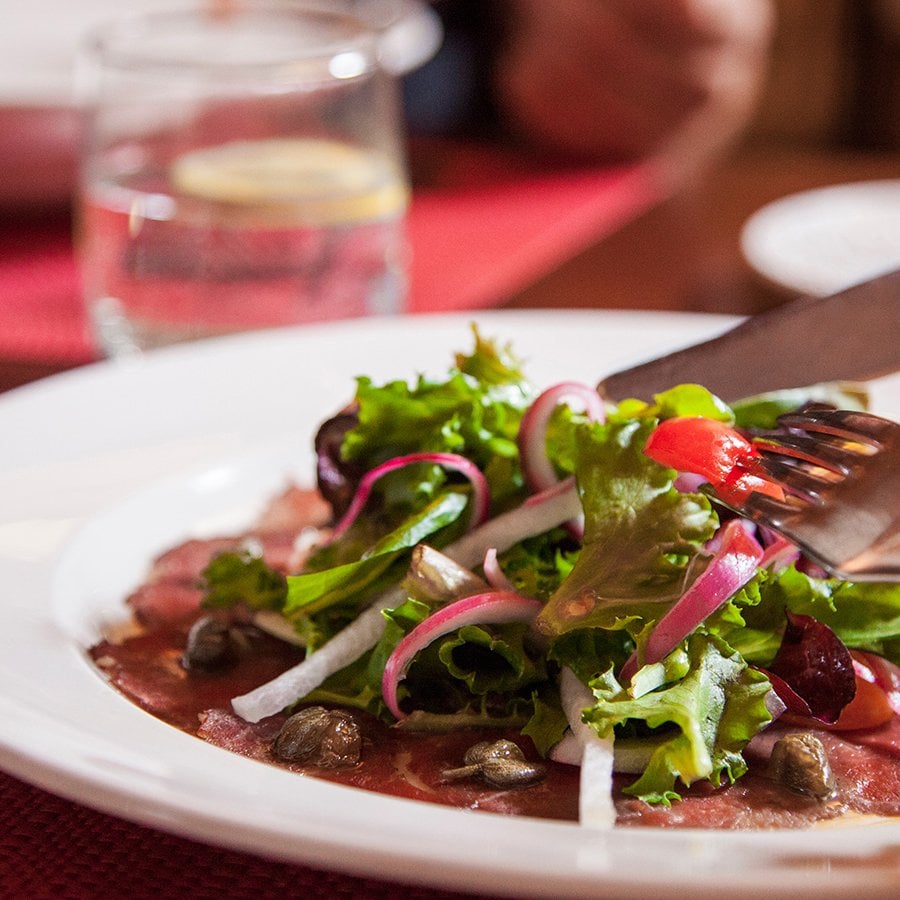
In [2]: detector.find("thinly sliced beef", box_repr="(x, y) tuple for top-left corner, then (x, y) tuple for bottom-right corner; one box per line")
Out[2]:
(196, 707), (580, 820)
(254, 483), (331, 533)
(127, 580), (207, 628)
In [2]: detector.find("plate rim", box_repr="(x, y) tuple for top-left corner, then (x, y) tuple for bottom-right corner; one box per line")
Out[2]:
(739, 178), (900, 297)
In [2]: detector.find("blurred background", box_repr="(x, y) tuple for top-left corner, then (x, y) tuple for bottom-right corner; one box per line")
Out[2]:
(749, 0), (900, 151)
(1, 0), (899, 380)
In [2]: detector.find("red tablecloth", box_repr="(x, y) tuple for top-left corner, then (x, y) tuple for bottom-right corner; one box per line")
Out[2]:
(0, 142), (663, 897)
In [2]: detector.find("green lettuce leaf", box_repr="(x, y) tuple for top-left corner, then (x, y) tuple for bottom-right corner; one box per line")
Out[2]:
(341, 328), (534, 510)
(285, 491), (468, 618)
(612, 383), (733, 424)
(201, 550), (287, 611)
(583, 633), (774, 804)
(438, 623), (545, 695)
(522, 688), (570, 757)
(731, 382), (868, 430)
(714, 565), (900, 664)
(537, 418), (717, 642)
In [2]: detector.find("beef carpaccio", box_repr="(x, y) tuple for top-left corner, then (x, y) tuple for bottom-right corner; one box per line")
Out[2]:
(89, 484), (900, 830)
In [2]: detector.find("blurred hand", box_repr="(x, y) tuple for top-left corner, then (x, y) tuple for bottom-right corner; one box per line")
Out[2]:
(492, 0), (774, 186)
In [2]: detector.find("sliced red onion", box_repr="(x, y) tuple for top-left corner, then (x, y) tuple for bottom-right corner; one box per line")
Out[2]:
(517, 383), (604, 541)
(704, 516), (756, 554)
(483, 547), (515, 591)
(518, 382), (605, 493)
(758, 534), (801, 572)
(381, 590), (542, 720)
(330, 452), (490, 541)
(443, 477), (582, 569)
(559, 667), (616, 829)
(620, 519), (763, 683)
(231, 592), (397, 722)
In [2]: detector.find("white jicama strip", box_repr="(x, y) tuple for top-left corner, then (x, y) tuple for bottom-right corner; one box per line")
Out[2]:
(231, 592), (397, 722)
(548, 730), (582, 766)
(443, 478), (582, 569)
(559, 667), (616, 829)
(252, 610), (307, 646)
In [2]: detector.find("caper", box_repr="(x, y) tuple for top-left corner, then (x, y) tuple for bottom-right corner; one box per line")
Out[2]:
(769, 732), (837, 800)
(443, 739), (545, 788)
(273, 706), (361, 768)
(480, 756), (546, 788)
(463, 739), (525, 767)
(182, 616), (238, 672)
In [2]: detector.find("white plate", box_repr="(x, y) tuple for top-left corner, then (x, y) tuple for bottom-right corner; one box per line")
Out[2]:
(1, 310), (899, 900)
(740, 180), (900, 297)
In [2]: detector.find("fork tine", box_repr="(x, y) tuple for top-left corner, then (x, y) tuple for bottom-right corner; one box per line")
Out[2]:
(777, 408), (894, 445)
(758, 457), (840, 502)
(754, 433), (867, 474)
(742, 491), (798, 530)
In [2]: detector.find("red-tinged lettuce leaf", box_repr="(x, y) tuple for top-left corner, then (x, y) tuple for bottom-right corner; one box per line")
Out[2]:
(763, 612), (856, 723)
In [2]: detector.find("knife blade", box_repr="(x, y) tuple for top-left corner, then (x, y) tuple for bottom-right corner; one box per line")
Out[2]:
(596, 268), (900, 402)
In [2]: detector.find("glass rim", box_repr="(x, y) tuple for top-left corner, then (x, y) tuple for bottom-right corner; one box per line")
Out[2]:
(82, 2), (380, 79)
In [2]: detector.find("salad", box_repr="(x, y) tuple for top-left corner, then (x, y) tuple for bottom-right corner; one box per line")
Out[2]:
(102, 327), (900, 827)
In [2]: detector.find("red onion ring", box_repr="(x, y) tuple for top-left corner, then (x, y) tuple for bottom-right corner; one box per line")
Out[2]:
(381, 590), (542, 719)
(330, 452), (490, 541)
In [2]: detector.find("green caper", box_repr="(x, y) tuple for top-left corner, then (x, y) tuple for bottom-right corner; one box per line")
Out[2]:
(768, 732), (837, 800)
(463, 739), (525, 767)
(479, 756), (546, 788)
(443, 738), (545, 788)
(273, 706), (361, 768)
(182, 615), (238, 672)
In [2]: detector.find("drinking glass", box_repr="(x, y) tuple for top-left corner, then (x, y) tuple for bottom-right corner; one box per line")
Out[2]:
(76, 2), (410, 356)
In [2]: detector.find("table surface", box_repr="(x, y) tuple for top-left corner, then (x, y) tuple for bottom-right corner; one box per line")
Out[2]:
(1, 137), (898, 898)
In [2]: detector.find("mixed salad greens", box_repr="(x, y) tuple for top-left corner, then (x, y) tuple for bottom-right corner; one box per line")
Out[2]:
(202, 328), (900, 819)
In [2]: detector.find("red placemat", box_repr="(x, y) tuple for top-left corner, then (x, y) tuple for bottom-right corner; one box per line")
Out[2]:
(0, 770), (492, 899)
(0, 142), (662, 365)
(0, 213), (95, 364)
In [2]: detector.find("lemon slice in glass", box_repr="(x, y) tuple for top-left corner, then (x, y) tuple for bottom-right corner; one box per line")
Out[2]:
(170, 137), (408, 227)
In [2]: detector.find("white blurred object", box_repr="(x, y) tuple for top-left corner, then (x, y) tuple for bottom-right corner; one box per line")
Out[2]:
(740, 180), (900, 296)
(0, 0), (442, 206)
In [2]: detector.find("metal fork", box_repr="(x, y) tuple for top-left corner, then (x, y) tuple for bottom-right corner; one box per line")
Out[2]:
(734, 408), (900, 582)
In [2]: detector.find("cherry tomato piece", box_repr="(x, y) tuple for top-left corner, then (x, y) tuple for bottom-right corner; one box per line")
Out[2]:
(645, 417), (785, 504)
